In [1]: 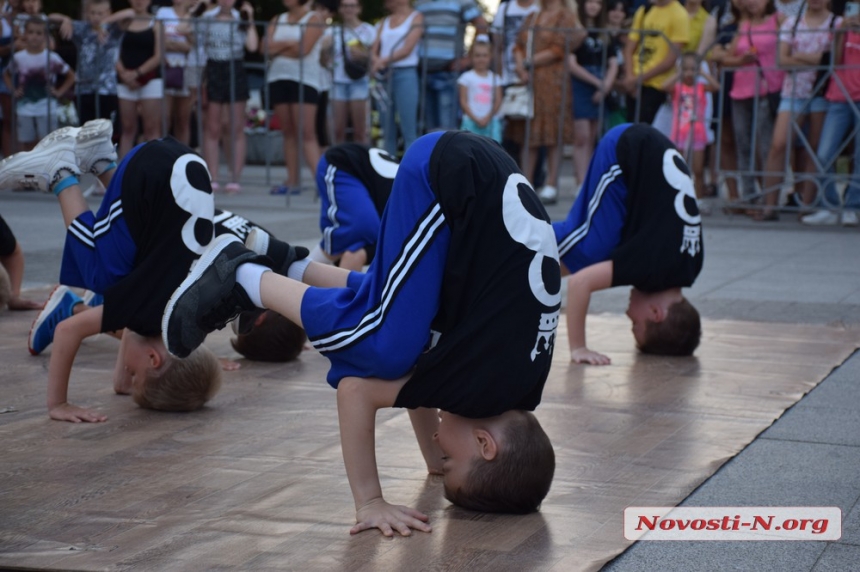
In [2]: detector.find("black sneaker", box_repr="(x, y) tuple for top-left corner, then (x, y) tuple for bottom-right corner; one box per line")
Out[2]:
(162, 234), (268, 358)
(231, 308), (266, 335)
(245, 228), (309, 277)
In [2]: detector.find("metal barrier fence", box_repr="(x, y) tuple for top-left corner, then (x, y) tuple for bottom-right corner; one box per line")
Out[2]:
(3, 15), (860, 214)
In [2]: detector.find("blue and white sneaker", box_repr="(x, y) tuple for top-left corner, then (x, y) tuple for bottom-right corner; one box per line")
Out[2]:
(28, 285), (83, 355)
(82, 290), (104, 308)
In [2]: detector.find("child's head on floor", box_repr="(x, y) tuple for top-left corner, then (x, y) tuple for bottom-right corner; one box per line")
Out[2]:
(627, 288), (701, 357)
(438, 410), (555, 514)
(230, 310), (307, 362)
(122, 332), (222, 411)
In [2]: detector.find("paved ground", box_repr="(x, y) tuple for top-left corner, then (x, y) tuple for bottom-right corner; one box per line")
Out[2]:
(2, 162), (859, 571)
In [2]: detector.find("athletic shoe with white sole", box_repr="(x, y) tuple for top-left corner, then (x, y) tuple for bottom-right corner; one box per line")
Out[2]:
(244, 228), (309, 276)
(801, 210), (839, 226)
(82, 290), (104, 308)
(841, 211), (859, 227)
(0, 130), (80, 192)
(162, 234), (270, 358)
(28, 285), (83, 355)
(538, 185), (558, 205)
(76, 119), (117, 175)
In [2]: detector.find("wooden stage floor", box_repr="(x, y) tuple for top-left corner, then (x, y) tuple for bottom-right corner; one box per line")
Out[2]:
(1, 306), (858, 571)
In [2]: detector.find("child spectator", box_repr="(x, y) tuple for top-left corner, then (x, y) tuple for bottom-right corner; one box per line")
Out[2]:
(163, 130), (559, 530)
(50, 0), (123, 129)
(0, 120), (231, 421)
(331, 0), (375, 144)
(554, 123), (703, 364)
(3, 18), (75, 151)
(663, 52), (720, 202)
(0, 2), (15, 157)
(568, 0), (620, 187)
(312, 143), (399, 271)
(457, 37), (503, 142)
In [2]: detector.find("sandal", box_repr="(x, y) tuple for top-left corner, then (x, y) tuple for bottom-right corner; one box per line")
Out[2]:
(225, 182), (241, 194)
(753, 210), (779, 222)
(269, 185), (289, 195)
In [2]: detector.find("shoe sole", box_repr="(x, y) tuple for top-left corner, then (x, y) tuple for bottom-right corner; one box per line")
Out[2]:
(162, 234), (243, 357)
(245, 228), (270, 255)
(77, 120), (115, 174)
(28, 285), (67, 355)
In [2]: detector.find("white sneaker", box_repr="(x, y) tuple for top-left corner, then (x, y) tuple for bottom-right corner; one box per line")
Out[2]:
(841, 211), (859, 227)
(801, 210), (839, 226)
(538, 185), (558, 205)
(0, 130), (79, 192)
(76, 119), (116, 175)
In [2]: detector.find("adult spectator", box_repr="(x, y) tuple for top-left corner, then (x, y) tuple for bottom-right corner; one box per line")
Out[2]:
(621, 0), (689, 124)
(266, 0), (325, 195)
(509, 0), (582, 204)
(156, 0), (194, 146)
(415, 0), (487, 130)
(332, 0), (374, 143)
(1, 2), (16, 157)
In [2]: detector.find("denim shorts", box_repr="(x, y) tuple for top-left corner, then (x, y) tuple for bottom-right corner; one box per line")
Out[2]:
(332, 79), (369, 102)
(778, 95), (829, 115)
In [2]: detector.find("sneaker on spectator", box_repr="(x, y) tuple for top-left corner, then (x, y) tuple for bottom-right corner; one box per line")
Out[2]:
(538, 185), (558, 205)
(842, 211), (859, 227)
(76, 119), (117, 175)
(28, 285), (83, 355)
(245, 228), (309, 276)
(162, 234), (269, 358)
(0, 130), (79, 192)
(801, 210), (839, 226)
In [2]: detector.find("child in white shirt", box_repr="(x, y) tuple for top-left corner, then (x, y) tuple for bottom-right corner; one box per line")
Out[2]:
(457, 38), (502, 142)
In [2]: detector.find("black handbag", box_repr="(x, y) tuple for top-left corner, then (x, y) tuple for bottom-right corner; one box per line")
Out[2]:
(341, 26), (368, 80)
(812, 15), (837, 98)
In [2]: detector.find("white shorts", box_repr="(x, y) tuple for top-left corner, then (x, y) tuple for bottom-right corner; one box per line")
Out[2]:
(17, 113), (58, 143)
(117, 78), (164, 102)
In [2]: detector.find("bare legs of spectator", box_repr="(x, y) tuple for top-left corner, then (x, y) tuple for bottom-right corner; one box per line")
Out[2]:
(221, 101), (248, 187)
(572, 118), (597, 190)
(795, 110), (825, 207)
(762, 109), (824, 218)
(165, 93), (193, 146)
(718, 112), (740, 208)
(333, 99), (368, 144)
(117, 98), (163, 158)
(0, 93), (13, 157)
(275, 102), (321, 191)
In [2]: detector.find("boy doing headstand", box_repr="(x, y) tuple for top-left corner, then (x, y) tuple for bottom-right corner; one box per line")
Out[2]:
(311, 143), (399, 271)
(555, 123), (704, 365)
(162, 131), (561, 535)
(0, 123), (230, 421)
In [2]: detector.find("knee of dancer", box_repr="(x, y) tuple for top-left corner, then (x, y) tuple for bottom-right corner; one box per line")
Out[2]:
(636, 297), (702, 357)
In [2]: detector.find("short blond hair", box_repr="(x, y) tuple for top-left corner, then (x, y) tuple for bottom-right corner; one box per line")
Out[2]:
(0, 264), (11, 309)
(134, 345), (222, 411)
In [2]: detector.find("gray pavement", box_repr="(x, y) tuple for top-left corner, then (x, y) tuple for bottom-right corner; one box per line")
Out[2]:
(2, 163), (860, 571)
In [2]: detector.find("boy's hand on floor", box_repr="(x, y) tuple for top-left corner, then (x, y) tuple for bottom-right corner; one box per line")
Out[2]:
(7, 295), (43, 310)
(351, 498), (431, 537)
(218, 357), (241, 371)
(570, 347), (611, 366)
(49, 402), (107, 423)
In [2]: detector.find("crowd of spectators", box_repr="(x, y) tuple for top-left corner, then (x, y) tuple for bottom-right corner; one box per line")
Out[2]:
(0, 0), (859, 224)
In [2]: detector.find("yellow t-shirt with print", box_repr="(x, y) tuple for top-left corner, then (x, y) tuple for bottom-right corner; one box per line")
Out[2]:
(629, 1), (690, 89)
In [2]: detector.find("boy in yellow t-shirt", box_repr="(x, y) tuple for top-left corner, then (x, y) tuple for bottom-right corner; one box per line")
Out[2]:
(621, 0), (689, 124)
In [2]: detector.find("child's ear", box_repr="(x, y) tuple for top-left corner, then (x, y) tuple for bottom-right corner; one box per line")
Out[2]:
(651, 301), (667, 324)
(148, 346), (163, 369)
(473, 429), (499, 461)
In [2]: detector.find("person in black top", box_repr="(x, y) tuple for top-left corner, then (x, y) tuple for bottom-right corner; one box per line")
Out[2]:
(312, 144), (399, 270)
(0, 120), (246, 422)
(553, 123), (704, 364)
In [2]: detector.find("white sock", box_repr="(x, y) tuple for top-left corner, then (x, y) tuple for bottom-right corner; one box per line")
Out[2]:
(308, 245), (331, 263)
(287, 259), (311, 282)
(236, 263), (270, 308)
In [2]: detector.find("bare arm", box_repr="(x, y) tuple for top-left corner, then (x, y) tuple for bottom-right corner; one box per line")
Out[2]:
(113, 330), (133, 395)
(408, 407), (443, 475)
(565, 260), (614, 365)
(241, 2), (259, 53)
(459, 83), (476, 122)
(52, 66), (75, 98)
(47, 306), (108, 422)
(337, 376), (431, 536)
(639, 43), (683, 84)
(697, 14), (717, 56)
(387, 12), (424, 65)
(567, 53), (603, 88)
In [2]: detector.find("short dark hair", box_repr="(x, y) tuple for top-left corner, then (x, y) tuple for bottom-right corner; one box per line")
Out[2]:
(230, 310), (306, 362)
(314, 0), (339, 12)
(24, 17), (47, 32)
(638, 298), (701, 356)
(444, 412), (555, 514)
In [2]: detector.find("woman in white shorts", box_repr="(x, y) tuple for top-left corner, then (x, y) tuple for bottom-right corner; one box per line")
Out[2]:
(112, 0), (164, 158)
(332, 0), (374, 143)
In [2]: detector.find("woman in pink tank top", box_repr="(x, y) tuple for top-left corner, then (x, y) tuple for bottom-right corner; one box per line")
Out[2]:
(722, 0), (785, 212)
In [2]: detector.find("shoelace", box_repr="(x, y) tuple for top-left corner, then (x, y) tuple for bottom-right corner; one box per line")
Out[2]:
(200, 289), (249, 331)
